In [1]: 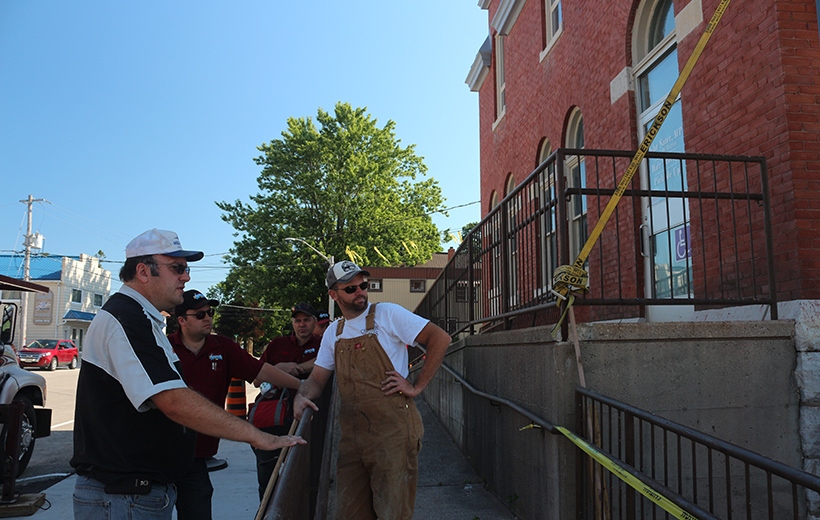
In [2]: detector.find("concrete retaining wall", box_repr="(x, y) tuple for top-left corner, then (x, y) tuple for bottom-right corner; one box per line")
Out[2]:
(422, 320), (799, 520)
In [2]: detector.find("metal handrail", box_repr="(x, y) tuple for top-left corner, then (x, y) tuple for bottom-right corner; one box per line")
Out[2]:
(576, 386), (820, 493)
(429, 353), (714, 519)
(416, 148), (778, 334)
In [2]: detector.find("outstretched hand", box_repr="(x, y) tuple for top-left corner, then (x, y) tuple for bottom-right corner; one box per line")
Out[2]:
(381, 370), (418, 397)
(254, 433), (306, 452)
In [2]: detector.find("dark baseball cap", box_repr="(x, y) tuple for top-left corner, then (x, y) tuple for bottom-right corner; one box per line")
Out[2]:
(175, 290), (219, 316)
(291, 303), (317, 318)
(316, 311), (330, 324)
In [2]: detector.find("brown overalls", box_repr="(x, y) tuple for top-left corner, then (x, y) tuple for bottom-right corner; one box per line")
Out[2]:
(333, 303), (425, 520)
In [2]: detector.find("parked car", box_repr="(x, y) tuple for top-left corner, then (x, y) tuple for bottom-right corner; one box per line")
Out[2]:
(18, 339), (80, 371)
(0, 302), (51, 476)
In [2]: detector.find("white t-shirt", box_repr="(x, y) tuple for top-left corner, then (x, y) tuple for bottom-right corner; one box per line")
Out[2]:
(314, 302), (429, 378)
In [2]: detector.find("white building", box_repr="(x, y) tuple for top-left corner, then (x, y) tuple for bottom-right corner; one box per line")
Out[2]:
(0, 254), (111, 349)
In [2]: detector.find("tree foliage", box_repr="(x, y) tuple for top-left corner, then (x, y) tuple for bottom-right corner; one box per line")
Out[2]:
(216, 102), (445, 313)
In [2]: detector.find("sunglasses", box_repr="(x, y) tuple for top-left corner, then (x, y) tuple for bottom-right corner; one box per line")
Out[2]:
(339, 281), (368, 294)
(185, 308), (215, 320)
(152, 262), (190, 275)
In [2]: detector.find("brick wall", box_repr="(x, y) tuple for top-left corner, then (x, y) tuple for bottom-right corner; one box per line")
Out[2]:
(475, 0), (820, 305)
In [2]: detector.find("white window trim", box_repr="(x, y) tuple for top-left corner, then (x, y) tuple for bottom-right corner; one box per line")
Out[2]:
(495, 34), (507, 125)
(539, 26), (563, 62)
(71, 288), (83, 304)
(539, 0), (563, 61)
(492, 110), (507, 131)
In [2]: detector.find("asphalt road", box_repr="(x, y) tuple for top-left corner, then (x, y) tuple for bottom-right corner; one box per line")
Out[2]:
(16, 365), (79, 495)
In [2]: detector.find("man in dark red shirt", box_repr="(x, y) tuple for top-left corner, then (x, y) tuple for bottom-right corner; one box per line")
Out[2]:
(253, 302), (323, 498)
(169, 290), (301, 520)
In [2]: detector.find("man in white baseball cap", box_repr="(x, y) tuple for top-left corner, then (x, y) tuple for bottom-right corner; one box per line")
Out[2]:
(71, 229), (305, 519)
(124, 228), (205, 261)
(296, 260), (451, 520)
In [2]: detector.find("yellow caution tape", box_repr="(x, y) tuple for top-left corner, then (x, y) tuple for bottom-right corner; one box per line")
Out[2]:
(556, 426), (700, 520)
(550, 0), (733, 332)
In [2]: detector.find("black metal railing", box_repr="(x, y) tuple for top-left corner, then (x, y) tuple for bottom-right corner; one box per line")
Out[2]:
(416, 149), (777, 335)
(576, 387), (820, 519)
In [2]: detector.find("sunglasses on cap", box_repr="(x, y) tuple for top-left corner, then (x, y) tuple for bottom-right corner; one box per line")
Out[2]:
(184, 308), (215, 320)
(339, 281), (368, 294)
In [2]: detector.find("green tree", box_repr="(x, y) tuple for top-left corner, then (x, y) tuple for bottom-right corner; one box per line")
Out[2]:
(216, 102), (445, 312)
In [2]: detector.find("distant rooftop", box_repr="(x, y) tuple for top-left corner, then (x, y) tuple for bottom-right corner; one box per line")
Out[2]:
(0, 254), (75, 281)
(64, 310), (96, 321)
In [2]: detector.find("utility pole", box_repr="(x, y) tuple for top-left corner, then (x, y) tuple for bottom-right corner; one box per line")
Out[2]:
(19, 195), (50, 349)
(285, 237), (335, 321)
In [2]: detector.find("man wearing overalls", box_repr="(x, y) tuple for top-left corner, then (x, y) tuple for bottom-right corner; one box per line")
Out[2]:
(295, 260), (451, 520)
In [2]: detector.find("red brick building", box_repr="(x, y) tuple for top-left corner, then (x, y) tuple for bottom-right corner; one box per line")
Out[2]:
(466, 0), (820, 320)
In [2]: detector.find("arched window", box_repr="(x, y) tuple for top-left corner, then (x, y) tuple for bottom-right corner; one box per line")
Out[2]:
(490, 190), (499, 210)
(538, 139), (552, 165)
(504, 172), (520, 307)
(633, 0), (692, 303)
(504, 173), (516, 197)
(565, 109), (587, 263)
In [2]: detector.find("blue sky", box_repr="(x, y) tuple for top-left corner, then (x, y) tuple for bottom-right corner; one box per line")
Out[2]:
(0, 2), (488, 294)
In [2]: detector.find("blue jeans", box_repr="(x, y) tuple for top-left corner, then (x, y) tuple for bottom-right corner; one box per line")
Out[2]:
(73, 475), (176, 520)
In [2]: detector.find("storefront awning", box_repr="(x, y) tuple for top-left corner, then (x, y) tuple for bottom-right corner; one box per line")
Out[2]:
(0, 274), (49, 294)
(63, 310), (96, 322)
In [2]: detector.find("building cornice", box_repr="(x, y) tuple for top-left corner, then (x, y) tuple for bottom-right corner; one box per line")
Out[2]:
(491, 0), (526, 36)
(466, 36), (492, 92)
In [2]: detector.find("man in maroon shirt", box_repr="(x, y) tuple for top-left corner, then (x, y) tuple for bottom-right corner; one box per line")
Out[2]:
(168, 290), (301, 520)
(253, 302), (323, 498)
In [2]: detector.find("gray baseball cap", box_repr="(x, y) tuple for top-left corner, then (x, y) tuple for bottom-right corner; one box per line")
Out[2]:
(326, 260), (370, 288)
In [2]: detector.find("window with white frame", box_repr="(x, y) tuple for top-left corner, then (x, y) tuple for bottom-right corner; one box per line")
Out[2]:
(0, 291), (21, 300)
(71, 289), (82, 304)
(368, 279), (382, 292)
(93, 293), (104, 307)
(495, 34), (506, 120)
(566, 110), (587, 264)
(544, 0), (562, 50)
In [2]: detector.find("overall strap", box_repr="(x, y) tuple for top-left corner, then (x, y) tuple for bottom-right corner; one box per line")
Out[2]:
(366, 303), (378, 331)
(335, 317), (346, 337)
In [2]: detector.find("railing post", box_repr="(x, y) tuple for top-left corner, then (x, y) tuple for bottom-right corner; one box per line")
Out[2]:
(499, 206), (511, 329)
(759, 157), (778, 320)
(624, 411), (636, 518)
(556, 149), (571, 269)
(468, 233), (475, 335)
(443, 260), (450, 333)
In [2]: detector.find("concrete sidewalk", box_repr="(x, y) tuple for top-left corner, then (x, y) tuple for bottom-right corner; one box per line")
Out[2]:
(413, 398), (516, 520)
(21, 398), (514, 519)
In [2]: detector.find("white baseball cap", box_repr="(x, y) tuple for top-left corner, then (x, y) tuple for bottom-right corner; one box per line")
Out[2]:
(326, 260), (370, 288)
(125, 228), (204, 261)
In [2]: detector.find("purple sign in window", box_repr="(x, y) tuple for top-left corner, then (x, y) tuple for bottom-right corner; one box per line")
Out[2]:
(674, 225), (691, 262)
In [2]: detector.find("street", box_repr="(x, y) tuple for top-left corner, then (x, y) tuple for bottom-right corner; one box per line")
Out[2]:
(17, 366), (78, 494)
